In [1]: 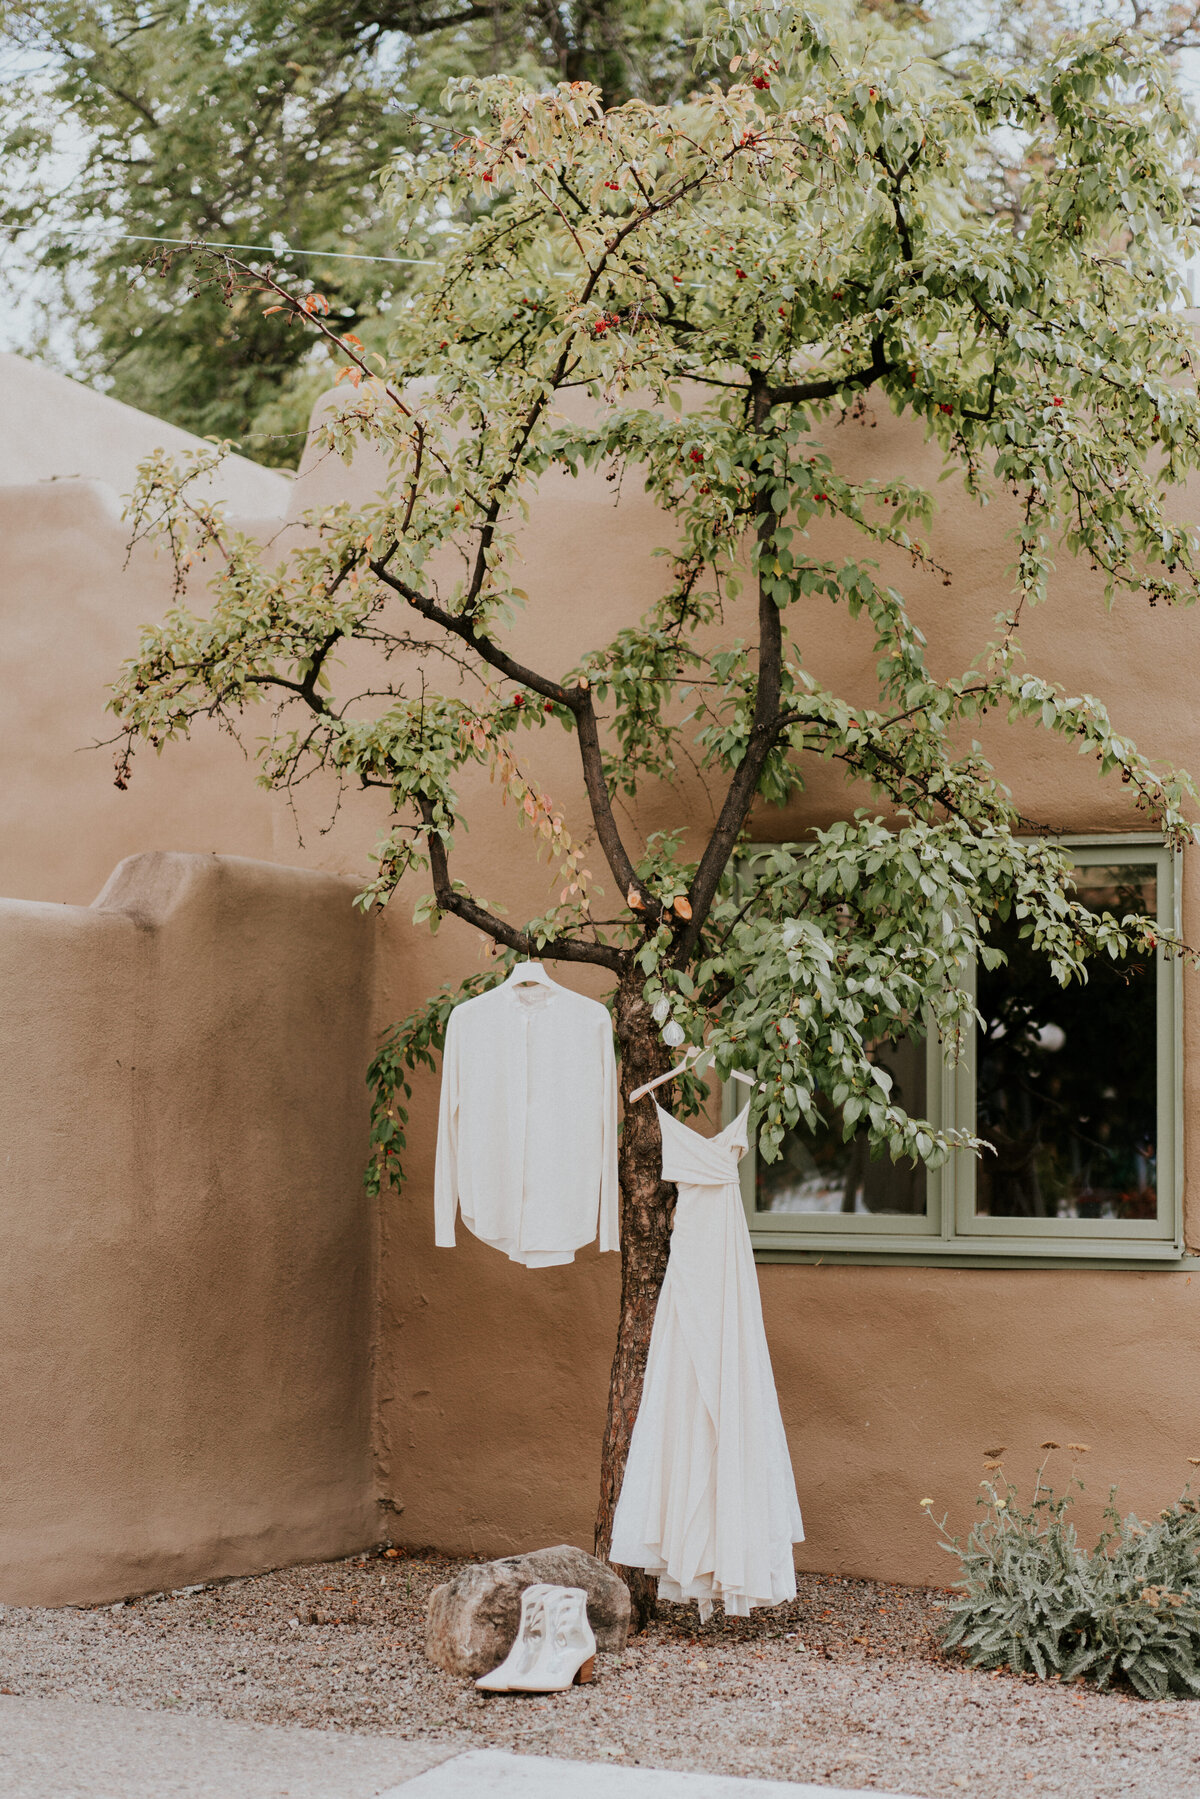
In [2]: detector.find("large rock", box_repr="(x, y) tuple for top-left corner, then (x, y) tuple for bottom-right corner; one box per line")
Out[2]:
(425, 1545), (630, 1677)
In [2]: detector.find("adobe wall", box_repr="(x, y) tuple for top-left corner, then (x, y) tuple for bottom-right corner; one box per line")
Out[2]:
(0, 351), (291, 513)
(7, 364), (1200, 1594)
(345, 389), (1200, 1585)
(0, 852), (377, 1606)
(0, 482), (287, 907)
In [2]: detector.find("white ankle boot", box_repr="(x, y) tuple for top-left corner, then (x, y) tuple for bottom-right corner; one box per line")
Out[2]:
(475, 1583), (597, 1693)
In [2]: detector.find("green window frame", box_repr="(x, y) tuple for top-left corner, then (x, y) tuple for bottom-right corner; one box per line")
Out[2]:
(730, 835), (1184, 1269)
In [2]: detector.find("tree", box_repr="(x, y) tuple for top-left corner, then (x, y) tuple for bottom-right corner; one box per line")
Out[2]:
(110, 4), (1200, 1622)
(14, 0), (1188, 459)
(0, 0), (714, 459)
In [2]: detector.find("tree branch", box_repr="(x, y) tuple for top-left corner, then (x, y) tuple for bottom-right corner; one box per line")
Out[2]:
(373, 564), (653, 910)
(573, 686), (652, 909)
(672, 383), (784, 963)
(369, 565), (571, 704)
(454, 129), (764, 623)
(418, 799), (626, 971)
(767, 334), (891, 408)
(363, 2), (496, 30)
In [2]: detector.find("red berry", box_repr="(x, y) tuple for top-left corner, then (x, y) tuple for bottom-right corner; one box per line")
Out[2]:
(815, 492), (827, 501)
(752, 74), (771, 90)
(689, 448), (704, 463)
(939, 402), (953, 414)
(1053, 397), (1064, 407)
(513, 693), (525, 707)
(735, 269), (747, 280)
(544, 699), (553, 713)
(482, 172), (494, 183)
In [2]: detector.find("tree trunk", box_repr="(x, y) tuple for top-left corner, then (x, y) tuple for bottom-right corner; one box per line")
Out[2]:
(594, 962), (676, 1630)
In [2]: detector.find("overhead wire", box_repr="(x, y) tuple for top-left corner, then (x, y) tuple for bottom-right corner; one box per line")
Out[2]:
(2, 227), (440, 266)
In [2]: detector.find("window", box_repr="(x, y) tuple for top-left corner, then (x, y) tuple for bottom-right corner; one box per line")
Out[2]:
(734, 837), (1182, 1266)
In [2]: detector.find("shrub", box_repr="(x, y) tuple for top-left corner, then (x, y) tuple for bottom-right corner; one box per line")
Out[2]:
(927, 1459), (1200, 1699)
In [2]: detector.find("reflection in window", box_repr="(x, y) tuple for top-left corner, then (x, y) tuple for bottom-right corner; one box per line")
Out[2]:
(975, 865), (1157, 1221)
(755, 1036), (928, 1216)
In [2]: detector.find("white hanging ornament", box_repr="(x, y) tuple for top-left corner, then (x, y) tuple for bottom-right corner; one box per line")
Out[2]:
(662, 1020), (687, 1049)
(652, 996), (672, 1026)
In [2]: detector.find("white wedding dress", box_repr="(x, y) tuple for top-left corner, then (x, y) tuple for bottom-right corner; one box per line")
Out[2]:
(610, 1099), (804, 1620)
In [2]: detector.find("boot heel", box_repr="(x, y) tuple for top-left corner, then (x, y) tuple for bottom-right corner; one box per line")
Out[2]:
(575, 1655), (596, 1685)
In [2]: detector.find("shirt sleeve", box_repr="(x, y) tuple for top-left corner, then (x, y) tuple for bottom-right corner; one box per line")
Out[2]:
(433, 1008), (461, 1248)
(598, 1016), (620, 1253)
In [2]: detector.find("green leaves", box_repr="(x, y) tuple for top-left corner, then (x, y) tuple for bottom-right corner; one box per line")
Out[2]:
(933, 1469), (1200, 1698)
(3, 2), (724, 460)
(104, 5), (1200, 1197)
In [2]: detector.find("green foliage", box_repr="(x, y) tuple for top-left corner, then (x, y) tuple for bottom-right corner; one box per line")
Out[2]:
(651, 819), (1166, 1168)
(5, 1), (1199, 458)
(108, 4), (1200, 1195)
(0, 0), (718, 459)
(929, 1462), (1200, 1699)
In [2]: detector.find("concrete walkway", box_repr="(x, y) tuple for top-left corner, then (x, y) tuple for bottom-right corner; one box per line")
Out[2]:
(0, 1698), (450, 1799)
(0, 1697), (926, 1799)
(396, 1749), (928, 1798)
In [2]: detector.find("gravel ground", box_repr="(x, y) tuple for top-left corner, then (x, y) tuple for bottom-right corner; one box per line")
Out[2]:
(3, 1548), (1200, 1797)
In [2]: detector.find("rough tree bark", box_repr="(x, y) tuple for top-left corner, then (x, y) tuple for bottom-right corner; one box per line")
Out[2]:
(593, 962), (678, 1629)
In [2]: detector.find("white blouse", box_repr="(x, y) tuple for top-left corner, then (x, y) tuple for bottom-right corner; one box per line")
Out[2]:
(434, 979), (620, 1267)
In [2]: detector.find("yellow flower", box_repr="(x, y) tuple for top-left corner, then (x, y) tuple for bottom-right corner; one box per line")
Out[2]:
(919, 1497), (933, 1508)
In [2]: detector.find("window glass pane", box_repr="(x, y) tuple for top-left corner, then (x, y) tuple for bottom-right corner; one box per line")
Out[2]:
(755, 1035), (928, 1216)
(975, 864), (1157, 1221)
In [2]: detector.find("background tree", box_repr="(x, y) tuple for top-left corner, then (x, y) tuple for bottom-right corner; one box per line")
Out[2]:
(0, 0), (714, 458)
(10, 0), (1190, 460)
(110, 3), (1200, 1620)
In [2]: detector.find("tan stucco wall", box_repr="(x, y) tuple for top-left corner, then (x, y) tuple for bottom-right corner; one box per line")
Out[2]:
(0, 481), (286, 907)
(0, 852), (376, 1606)
(0, 352), (291, 515)
(350, 388), (1200, 1586)
(7, 355), (1200, 1597)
